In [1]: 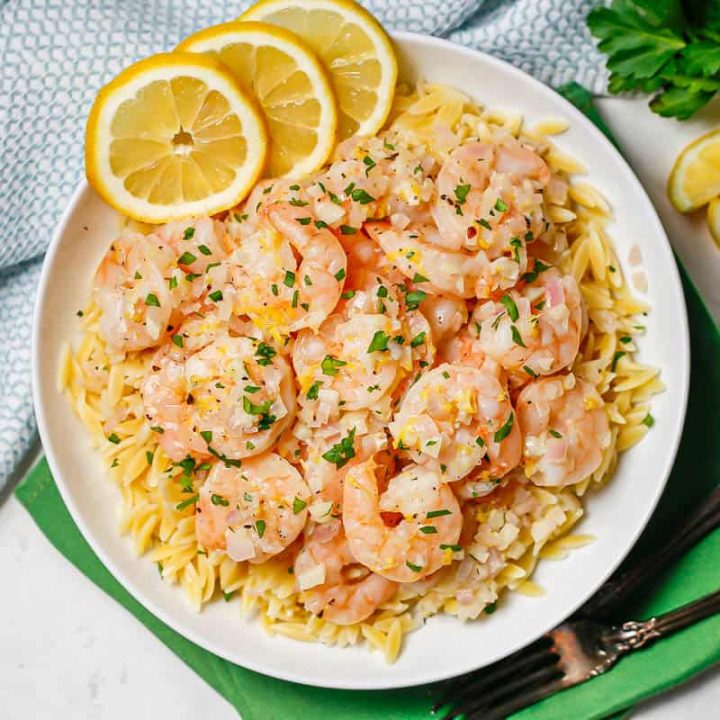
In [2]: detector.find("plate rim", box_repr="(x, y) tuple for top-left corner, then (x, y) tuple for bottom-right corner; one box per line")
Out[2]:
(32, 29), (690, 690)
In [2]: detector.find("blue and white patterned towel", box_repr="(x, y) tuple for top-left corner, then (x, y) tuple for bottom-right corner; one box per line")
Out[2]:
(0, 0), (606, 492)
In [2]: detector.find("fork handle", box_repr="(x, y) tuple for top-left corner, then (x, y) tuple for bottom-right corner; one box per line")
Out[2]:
(577, 486), (720, 619)
(608, 589), (720, 652)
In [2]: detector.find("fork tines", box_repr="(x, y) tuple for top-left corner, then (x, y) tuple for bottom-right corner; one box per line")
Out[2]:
(432, 634), (565, 719)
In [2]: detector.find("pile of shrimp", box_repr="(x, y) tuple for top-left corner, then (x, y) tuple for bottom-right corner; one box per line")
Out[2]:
(84, 105), (630, 642)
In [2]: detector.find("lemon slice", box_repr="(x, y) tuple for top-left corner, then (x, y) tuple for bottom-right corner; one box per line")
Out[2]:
(86, 52), (267, 223)
(708, 198), (720, 247)
(668, 128), (720, 213)
(241, 0), (397, 141)
(178, 21), (336, 178)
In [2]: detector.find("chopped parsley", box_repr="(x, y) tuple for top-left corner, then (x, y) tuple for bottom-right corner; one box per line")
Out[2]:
(419, 525), (438, 535)
(611, 350), (626, 372)
(255, 342), (276, 366)
(367, 330), (390, 353)
(479, 218), (492, 230)
(243, 396), (273, 417)
(200, 430), (213, 444)
(440, 544), (462, 552)
(410, 331), (426, 348)
(197, 244), (211, 256)
(289, 197), (308, 207)
(322, 428), (356, 468)
(412, 273), (429, 283)
(511, 325), (527, 347)
(642, 413), (655, 428)
(183, 227), (195, 240)
(454, 183), (471, 204)
(495, 198), (508, 212)
(208, 290), (223, 302)
(321, 355), (347, 376)
(244, 385), (261, 394)
(406, 560), (423, 572)
(494, 412), (515, 443)
(334, 268), (346, 281)
(340, 225), (357, 235)
(426, 509), (452, 519)
(107, 433), (121, 445)
(522, 365), (538, 378)
(500, 294), (519, 321)
(341, 290), (356, 300)
(293, 497), (307, 514)
(255, 520), (266, 539)
(211, 494), (229, 507)
(176, 494), (199, 511)
(351, 188), (375, 204)
(296, 217), (312, 226)
(363, 155), (376, 174)
(404, 289), (427, 310)
(549, 429), (563, 439)
(284, 270), (296, 288)
(522, 260), (550, 283)
(178, 251), (197, 265)
(307, 381), (323, 400)
(171, 334), (184, 348)
(144, 293), (161, 308)
(145, 451), (154, 465)
(168, 276), (178, 290)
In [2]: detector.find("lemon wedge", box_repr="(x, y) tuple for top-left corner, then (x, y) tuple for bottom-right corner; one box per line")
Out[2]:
(708, 197), (720, 247)
(85, 52), (267, 223)
(241, 0), (397, 141)
(668, 128), (720, 213)
(178, 21), (336, 178)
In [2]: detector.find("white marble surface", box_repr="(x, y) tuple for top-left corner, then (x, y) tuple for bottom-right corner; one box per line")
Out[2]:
(2, 96), (720, 720)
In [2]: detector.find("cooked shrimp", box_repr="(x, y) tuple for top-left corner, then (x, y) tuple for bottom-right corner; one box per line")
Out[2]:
(473, 263), (585, 376)
(292, 274), (419, 412)
(421, 294), (468, 345)
(303, 571), (397, 625)
(294, 521), (397, 625)
(432, 141), (549, 254)
(389, 364), (521, 482)
(195, 453), (310, 563)
(516, 374), (610, 487)
(228, 203), (347, 335)
(142, 335), (295, 462)
(296, 412), (391, 526)
(93, 230), (178, 353)
(343, 459), (462, 582)
(156, 217), (230, 272)
(365, 221), (522, 298)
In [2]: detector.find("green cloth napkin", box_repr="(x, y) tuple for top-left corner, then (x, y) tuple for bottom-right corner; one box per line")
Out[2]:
(16, 85), (720, 720)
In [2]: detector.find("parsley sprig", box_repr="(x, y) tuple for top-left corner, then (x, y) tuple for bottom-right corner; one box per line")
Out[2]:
(588, 0), (720, 119)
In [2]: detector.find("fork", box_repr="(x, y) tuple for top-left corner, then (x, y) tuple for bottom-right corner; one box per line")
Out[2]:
(433, 486), (720, 718)
(434, 588), (720, 719)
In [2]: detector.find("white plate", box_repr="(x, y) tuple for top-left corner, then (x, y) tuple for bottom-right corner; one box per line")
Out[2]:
(32, 31), (689, 690)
